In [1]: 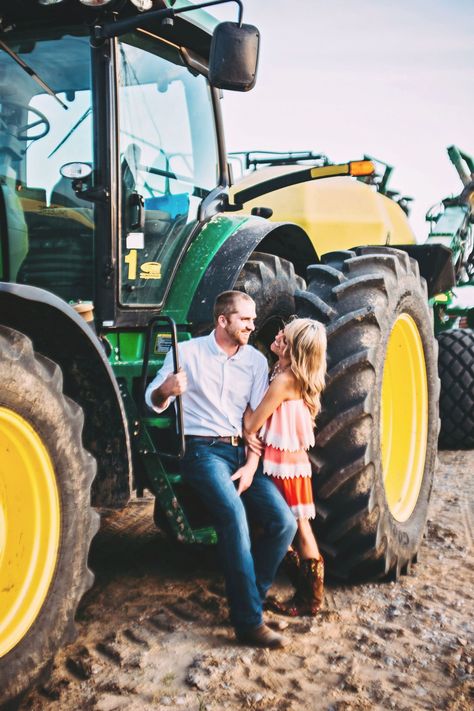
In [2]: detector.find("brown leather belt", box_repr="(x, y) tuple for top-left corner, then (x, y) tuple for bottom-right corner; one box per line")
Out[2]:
(185, 434), (242, 447)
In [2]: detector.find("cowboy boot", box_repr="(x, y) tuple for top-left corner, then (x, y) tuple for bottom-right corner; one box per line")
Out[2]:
(304, 555), (324, 614)
(265, 555), (324, 617)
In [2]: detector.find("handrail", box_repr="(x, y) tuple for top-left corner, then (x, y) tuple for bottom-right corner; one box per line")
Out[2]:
(141, 315), (185, 459)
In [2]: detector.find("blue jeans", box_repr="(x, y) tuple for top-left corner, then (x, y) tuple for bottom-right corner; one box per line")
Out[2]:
(181, 438), (297, 631)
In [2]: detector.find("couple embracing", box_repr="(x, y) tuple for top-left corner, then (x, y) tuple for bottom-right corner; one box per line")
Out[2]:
(146, 290), (327, 649)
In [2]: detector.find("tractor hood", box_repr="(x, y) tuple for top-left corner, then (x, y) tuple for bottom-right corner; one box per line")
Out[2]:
(229, 163), (417, 256)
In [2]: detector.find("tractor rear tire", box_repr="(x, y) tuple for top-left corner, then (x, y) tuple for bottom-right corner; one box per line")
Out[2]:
(295, 247), (439, 581)
(437, 328), (474, 449)
(0, 326), (98, 704)
(235, 251), (306, 352)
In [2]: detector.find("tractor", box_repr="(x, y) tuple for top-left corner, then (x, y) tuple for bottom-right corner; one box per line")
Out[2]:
(0, 0), (451, 703)
(428, 146), (474, 449)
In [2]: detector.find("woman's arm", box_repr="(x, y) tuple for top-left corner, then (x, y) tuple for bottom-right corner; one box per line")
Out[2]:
(244, 373), (295, 434)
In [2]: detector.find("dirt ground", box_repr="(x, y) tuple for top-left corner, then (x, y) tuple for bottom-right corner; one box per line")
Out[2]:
(18, 450), (473, 711)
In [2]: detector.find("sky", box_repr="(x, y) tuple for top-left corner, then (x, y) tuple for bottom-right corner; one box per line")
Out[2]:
(212, 0), (474, 239)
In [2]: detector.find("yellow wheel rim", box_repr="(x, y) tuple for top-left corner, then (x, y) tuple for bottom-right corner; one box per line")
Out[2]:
(0, 407), (60, 657)
(381, 314), (428, 522)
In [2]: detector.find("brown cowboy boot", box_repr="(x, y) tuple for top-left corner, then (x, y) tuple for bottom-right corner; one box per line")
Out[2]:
(265, 556), (324, 617)
(305, 555), (324, 614)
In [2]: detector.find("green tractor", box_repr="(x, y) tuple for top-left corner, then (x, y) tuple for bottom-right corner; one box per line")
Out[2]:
(428, 146), (474, 449)
(0, 0), (451, 703)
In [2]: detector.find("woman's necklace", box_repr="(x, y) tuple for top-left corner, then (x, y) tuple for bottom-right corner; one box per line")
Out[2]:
(270, 362), (290, 382)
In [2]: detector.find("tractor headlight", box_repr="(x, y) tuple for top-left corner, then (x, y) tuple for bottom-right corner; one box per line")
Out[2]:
(38, 0), (66, 5)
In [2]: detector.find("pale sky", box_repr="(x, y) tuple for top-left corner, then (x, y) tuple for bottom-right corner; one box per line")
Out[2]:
(213, 0), (474, 239)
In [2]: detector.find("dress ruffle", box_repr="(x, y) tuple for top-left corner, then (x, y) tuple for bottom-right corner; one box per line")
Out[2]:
(259, 399), (315, 451)
(262, 444), (312, 478)
(289, 503), (316, 520)
(263, 464), (312, 479)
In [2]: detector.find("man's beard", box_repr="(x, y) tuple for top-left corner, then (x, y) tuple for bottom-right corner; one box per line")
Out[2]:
(225, 323), (251, 346)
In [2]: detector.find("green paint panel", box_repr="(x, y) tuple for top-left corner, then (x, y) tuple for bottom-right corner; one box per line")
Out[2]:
(165, 214), (248, 321)
(434, 283), (474, 332)
(429, 206), (468, 237)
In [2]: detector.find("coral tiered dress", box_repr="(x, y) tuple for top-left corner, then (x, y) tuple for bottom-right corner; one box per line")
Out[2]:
(259, 399), (316, 519)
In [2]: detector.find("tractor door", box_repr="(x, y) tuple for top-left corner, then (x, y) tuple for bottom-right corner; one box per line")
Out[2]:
(116, 31), (220, 311)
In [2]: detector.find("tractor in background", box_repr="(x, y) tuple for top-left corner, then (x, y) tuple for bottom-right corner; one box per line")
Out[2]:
(427, 146), (474, 448)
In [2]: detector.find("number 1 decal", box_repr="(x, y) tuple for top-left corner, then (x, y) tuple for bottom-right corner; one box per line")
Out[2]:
(124, 249), (138, 280)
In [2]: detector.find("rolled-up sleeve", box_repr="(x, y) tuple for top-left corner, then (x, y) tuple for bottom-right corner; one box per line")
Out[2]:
(249, 354), (269, 410)
(145, 349), (174, 413)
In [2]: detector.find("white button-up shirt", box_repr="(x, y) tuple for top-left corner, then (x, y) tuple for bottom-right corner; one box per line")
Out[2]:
(145, 331), (269, 437)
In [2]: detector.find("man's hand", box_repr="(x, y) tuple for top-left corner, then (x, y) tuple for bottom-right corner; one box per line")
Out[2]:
(163, 369), (188, 397)
(243, 428), (264, 456)
(231, 465), (256, 495)
(151, 368), (187, 409)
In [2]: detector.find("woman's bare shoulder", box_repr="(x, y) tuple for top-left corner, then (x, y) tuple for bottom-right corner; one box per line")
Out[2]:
(275, 369), (300, 399)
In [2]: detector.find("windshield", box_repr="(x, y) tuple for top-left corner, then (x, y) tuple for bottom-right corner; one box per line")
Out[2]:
(118, 32), (219, 306)
(0, 31), (94, 302)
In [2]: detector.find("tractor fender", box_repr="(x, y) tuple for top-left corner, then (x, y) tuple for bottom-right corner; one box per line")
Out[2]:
(392, 243), (455, 297)
(0, 282), (132, 508)
(187, 218), (316, 329)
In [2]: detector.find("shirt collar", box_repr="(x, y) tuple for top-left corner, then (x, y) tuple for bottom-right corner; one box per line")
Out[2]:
(207, 330), (243, 360)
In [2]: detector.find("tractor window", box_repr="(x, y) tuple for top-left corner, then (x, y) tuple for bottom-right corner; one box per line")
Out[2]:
(117, 33), (219, 305)
(0, 32), (95, 302)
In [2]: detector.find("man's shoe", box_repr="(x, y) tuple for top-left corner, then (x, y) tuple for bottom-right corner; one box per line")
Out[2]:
(236, 623), (288, 649)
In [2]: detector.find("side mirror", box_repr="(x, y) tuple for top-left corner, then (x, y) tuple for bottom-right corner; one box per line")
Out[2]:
(60, 162), (93, 180)
(60, 161), (93, 200)
(209, 22), (260, 92)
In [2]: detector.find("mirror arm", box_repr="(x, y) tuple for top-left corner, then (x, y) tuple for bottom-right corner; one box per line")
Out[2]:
(93, 0), (243, 41)
(72, 179), (109, 203)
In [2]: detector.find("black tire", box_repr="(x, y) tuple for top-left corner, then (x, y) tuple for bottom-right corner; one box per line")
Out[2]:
(437, 328), (474, 449)
(295, 247), (439, 581)
(234, 251), (306, 353)
(0, 326), (99, 704)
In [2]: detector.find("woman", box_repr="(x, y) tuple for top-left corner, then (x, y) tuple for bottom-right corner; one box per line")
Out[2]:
(234, 318), (327, 616)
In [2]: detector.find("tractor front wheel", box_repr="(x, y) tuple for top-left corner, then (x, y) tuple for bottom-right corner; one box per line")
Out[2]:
(0, 326), (98, 703)
(296, 247), (439, 581)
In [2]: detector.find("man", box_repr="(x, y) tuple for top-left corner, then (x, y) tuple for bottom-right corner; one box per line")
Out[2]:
(145, 291), (296, 648)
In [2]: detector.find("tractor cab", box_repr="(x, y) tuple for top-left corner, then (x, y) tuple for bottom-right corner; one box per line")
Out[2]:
(0, 0), (259, 326)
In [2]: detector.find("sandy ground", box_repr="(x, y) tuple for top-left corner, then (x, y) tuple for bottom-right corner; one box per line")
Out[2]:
(17, 450), (474, 711)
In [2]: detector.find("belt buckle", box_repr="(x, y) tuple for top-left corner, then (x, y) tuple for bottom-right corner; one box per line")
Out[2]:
(230, 435), (239, 447)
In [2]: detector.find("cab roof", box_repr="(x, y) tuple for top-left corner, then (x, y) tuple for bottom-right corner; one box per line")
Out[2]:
(0, 0), (217, 59)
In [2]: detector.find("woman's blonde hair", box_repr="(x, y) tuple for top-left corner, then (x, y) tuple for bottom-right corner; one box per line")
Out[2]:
(284, 318), (327, 419)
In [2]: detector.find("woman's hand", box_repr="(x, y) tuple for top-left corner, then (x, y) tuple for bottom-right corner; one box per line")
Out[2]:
(242, 428), (264, 456)
(231, 464), (257, 495)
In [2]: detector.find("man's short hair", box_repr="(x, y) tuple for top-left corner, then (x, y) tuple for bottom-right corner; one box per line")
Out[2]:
(213, 290), (254, 323)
